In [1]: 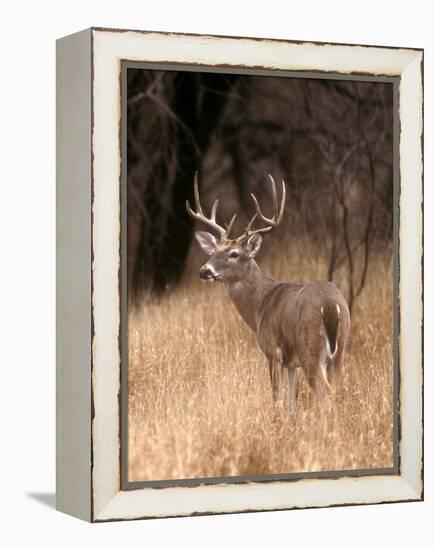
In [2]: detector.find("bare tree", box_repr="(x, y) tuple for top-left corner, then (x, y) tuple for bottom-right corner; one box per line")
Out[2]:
(127, 71), (393, 309)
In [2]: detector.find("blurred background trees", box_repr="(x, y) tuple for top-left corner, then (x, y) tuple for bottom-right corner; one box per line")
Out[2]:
(127, 69), (394, 309)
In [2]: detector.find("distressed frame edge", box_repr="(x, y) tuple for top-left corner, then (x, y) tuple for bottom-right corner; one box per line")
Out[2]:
(90, 25), (424, 54)
(90, 29), (423, 522)
(396, 51), (424, 500)
(120, 61), (400, 492)
(56, 27), (93, 522)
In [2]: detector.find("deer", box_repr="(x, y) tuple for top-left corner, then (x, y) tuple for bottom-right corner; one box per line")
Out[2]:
(186, 173), (350, 417)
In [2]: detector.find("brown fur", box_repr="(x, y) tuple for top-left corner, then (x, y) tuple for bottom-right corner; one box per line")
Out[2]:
(196, 231), (350, 416)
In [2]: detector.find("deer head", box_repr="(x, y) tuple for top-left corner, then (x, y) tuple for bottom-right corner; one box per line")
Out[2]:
(186, 173), (286, 283)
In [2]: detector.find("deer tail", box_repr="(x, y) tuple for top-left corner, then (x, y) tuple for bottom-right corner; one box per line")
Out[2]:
(321, 303), (340, 361)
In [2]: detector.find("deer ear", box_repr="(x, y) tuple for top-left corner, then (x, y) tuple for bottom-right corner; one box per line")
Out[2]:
(246, 233), (263, 257)
(195, 231), (217, 255)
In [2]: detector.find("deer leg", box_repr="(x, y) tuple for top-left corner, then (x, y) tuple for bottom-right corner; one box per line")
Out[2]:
(327, 343), (346, 387)
(298, 344), (332, 410)
(287, 367), (301, 419)
(269, 349), (283, 408)
(307, 371), (332, 413)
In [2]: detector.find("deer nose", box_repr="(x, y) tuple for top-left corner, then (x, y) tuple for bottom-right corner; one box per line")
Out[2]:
(200, 265), (214, 280)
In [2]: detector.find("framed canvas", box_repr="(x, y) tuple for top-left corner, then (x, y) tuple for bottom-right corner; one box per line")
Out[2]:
(56, 27), (423, 522)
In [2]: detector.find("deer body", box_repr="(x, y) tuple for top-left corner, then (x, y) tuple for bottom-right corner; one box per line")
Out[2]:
(187, 174), (350, 416)
(224, 260), (350, 414)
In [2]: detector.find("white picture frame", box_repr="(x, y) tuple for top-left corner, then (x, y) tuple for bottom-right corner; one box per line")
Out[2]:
(56, 27), (423, 522)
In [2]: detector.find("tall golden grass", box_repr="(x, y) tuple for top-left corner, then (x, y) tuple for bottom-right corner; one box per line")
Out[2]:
(128, 241), (394, 481)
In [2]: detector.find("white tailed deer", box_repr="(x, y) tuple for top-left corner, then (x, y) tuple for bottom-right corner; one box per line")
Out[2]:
(186, 174), (350, 416)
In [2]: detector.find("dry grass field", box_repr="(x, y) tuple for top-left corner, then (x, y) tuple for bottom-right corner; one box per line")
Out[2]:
(128, 241), (394, 481)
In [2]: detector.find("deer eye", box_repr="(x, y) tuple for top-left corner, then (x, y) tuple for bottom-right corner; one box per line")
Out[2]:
(229, 250), (239, 259)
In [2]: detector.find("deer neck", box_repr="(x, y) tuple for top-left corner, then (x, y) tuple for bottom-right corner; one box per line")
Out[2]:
(224, 260), (272, 332)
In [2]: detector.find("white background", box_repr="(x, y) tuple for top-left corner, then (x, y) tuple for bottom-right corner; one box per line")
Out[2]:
(1, 0), (432, 547)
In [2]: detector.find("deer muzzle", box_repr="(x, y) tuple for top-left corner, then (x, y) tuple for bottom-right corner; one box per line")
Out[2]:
(199, 264), (220, 281)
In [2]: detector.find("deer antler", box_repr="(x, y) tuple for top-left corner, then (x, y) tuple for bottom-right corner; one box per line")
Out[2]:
(186, 173), (285, 242)
(240, 175), (286, 239)
(186, 172), (237, 239)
